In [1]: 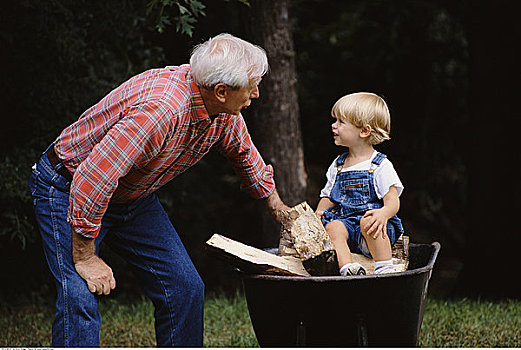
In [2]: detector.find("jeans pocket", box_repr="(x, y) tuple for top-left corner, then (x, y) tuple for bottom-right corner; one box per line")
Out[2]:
(29, 166), (42, 204)
(339, 178), (370, 205)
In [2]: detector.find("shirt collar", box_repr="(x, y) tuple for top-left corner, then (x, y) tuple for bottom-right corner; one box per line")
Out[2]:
(186, 69), (212, 123)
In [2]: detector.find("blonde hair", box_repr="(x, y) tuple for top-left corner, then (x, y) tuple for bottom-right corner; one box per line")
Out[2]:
(331, 92), (391, 145)
(190, 33), (269, 89)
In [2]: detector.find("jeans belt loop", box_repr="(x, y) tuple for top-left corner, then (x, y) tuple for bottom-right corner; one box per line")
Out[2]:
(46, 146), (73, 182)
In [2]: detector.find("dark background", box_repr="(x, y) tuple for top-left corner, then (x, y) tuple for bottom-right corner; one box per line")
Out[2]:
(1, 0), (519, 303)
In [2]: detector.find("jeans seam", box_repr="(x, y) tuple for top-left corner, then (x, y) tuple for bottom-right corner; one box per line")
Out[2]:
(49, 185), (70, 347)
(126, 244), (177, 345)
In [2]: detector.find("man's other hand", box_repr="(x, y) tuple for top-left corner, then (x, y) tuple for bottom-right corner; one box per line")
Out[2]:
(75, 255), (116, 295)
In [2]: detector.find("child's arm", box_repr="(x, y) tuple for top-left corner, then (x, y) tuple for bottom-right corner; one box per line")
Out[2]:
(315, 197), (335, 219)
(361, 185), (400, 239)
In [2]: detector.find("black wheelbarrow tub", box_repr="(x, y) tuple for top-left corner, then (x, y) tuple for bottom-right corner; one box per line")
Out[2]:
(239, 242), (440, 347)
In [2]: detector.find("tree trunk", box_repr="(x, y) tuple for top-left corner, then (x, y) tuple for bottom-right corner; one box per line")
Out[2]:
(242, 0), (308, 247)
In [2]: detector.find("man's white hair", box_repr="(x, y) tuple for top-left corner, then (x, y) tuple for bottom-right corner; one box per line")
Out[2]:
(190, 33), (269, 89)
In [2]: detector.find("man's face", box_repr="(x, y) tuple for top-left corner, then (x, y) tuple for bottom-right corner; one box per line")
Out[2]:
(222, 78), (261, 115)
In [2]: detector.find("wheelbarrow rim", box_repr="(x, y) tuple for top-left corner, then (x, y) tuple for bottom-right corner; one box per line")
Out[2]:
(239, 241), (441, 282)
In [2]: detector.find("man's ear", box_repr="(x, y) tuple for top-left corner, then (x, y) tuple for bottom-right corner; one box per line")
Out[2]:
(360, 125), (372, 138)
(213, 83), (227, 103)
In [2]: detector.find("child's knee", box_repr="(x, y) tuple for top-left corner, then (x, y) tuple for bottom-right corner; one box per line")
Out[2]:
(359, 216), (371, 237)
(325, 220), (348, 240)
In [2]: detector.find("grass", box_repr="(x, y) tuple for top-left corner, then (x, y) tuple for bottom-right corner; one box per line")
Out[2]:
(1, 293), (520, 347)
(420, 298), (521, 347)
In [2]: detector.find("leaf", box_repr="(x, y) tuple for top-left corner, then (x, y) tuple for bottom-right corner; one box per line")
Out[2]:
(189, 0), (206, 17)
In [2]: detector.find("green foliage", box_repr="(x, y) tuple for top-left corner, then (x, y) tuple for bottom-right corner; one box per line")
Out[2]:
(0, 153), (38, 248)
(145, 0), (250, 36)
(146, 0), (206, 35)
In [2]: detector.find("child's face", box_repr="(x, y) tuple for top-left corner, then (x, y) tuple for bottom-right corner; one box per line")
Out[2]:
(331, 116), (363, 147)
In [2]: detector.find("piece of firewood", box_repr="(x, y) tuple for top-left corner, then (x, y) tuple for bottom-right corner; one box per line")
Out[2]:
(277, 202), (334, 260)
(277, 202), (338, 275)
(206, 234), (311, 277)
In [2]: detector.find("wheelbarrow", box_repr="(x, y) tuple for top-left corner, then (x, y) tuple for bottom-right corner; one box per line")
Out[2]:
(238, 241), (440, 347)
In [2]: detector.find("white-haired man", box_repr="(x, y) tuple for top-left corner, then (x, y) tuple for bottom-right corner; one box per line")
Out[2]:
(29, 33), (289, 347)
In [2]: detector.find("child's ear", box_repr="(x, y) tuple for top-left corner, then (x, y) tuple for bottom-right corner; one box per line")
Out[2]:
(360, 125), (372, 138)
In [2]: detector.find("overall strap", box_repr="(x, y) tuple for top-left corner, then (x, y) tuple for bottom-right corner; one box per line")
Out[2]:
(336, 151), (349, 167)
(369, 152), (387, 173)
(371, 152), (387, 165)
(335, 151), (349, 175)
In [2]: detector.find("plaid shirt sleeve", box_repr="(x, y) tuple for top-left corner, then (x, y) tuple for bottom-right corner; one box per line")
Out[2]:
(216, 114), (275, 199)
(68, 101), (170, 238)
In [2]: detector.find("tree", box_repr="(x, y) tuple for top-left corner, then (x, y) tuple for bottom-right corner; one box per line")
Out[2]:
(241, 0), (309, 247)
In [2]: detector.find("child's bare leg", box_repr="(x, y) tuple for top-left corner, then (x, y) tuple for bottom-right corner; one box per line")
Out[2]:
(325, 220), (352, 268)
(360, 216), (392, 262)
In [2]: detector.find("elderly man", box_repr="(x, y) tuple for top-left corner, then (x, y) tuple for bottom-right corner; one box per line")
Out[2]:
(29, 33), (289, 347)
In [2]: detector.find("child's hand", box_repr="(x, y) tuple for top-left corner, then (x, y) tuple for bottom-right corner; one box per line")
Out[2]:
(361, 209), (389, 239)
(315, 197), (334, 221)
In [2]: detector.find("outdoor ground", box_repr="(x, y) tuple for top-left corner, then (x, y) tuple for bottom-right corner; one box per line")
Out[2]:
(1, 292), (520, 347)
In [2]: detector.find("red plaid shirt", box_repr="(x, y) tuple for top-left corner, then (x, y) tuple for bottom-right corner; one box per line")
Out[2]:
(55, 64), (275, 238)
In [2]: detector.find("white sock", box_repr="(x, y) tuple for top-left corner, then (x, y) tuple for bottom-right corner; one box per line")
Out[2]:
(374, 259), (394, 273)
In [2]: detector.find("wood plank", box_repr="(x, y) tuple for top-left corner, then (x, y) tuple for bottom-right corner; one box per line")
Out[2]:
(206, 234), (311, 277)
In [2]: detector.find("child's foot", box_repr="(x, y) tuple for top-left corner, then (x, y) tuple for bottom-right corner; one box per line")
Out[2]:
(374, 265), (396, 274)
(339, 262), (366, 276)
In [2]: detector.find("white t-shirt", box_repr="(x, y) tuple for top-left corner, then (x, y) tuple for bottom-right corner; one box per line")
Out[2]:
(320, 150), (404, 200)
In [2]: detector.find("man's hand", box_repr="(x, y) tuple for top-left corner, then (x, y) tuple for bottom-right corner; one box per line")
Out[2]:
(75, 255), (116, 295)
(72, 230), (116, 295)
(265, 188), (290, 223)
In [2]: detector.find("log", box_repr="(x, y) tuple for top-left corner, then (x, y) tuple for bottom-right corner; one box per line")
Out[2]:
(277, 202), (338, 275)
(206, 234), (310, 277)
(277, 202), (333, 259)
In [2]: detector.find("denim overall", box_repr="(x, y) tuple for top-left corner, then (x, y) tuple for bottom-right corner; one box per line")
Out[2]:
(321, 151), (403, 257)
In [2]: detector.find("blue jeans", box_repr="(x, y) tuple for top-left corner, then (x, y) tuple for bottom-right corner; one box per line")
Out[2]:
(29, 150), (204, 347)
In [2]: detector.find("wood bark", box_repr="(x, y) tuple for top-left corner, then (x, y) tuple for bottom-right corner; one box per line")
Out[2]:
(278, 202), (333, 259)
(242, 0), (308, 247)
